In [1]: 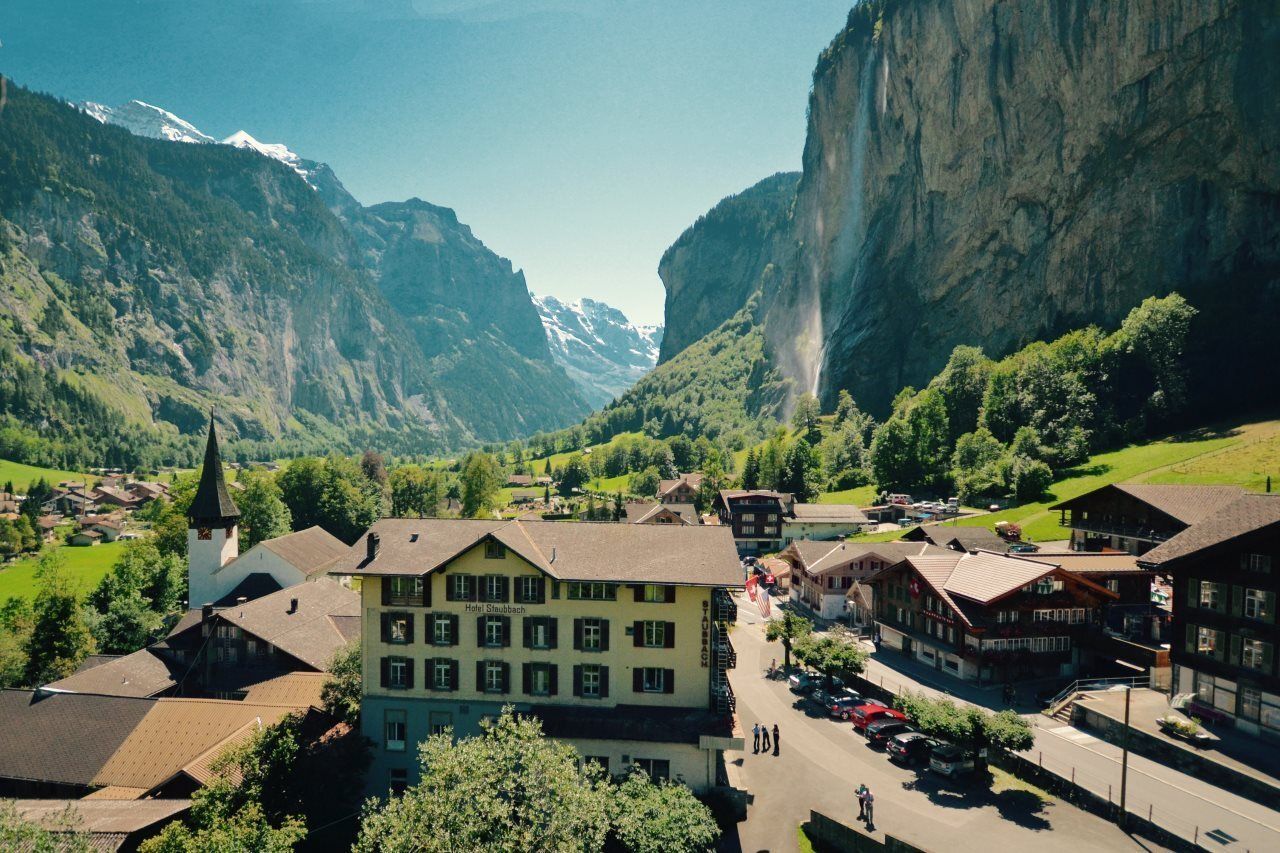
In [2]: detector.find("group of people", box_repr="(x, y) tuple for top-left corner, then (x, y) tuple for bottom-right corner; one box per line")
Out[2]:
(856, 783), (875, 830)
(751, 722), (780, 756)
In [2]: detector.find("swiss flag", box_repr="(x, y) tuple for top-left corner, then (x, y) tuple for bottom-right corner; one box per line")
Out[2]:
(745, 575), (759, 602)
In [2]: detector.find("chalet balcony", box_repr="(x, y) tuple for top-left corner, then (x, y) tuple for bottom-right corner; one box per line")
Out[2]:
(1057, 515), (1172, 543)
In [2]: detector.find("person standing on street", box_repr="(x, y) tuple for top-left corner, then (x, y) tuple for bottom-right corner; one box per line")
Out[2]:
(752, 723), (760, 754)
(772, 723), (780, 756)
(760, 724), (771, 753)
(864, 788), (875, 830)
(856, 783), (868, 819)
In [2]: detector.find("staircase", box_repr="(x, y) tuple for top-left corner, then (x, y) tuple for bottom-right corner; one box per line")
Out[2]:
(711, 589), (738, 715)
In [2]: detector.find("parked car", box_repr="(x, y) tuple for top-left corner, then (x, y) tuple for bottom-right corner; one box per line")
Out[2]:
(929, 743), (976, 778)
(826, 692), (868, 720)
(865, 719), (916, 747)
(794, 673), (845, 697)
(809, 684), (853, 708)
(886, 732), (936, 765)
(851, 704), (907, 734)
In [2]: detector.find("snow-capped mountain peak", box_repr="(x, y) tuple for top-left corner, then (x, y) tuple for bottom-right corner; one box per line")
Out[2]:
(532, 294), (663, 408)
(79, 99), (216, 145)
(223, 130), (315, 184)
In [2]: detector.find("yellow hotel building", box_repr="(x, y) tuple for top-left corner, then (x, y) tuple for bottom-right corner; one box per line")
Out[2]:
(328, 517), (743, 794)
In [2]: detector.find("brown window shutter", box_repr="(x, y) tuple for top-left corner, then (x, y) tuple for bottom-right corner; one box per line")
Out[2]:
(633, 584), (644, 603)
(380, 613), (391, 644)
(664, 622), (675, 649)
(572, 665), (583, 697)
(405, 659), (415, 690)
(448, 614), (459, 646)
(633, 669), (644, 692)
(423, 575), (432, 607)
(601, 620), (610, 651)
(476, 660), (485, 691)
(663, 669), (674, 694)
(501, 662), (511, 694)
(599, 666), (609, 698)
(548, 664), (558, 696)
(665, 586), (676, 604)
(405, 614), (414, 645)
(548, 617), (558, 649)
(380, 657), (389, 689)
(445, 576), (457, 602)
(573, 618), (584, 651)
(633, 621), (644, 647)
(477, 616), (486, 648)
(449, 659), (459, 691)
(523, 617), (533, 649)
(500, 576), (510, 603)
(501, 616), (511, 647)
(381, 580), (391, 607)
(523, 662), (532, 694)
(551, 580), (560, 600)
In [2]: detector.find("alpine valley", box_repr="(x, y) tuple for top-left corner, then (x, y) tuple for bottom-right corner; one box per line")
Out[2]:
(0, 89), (651, 466)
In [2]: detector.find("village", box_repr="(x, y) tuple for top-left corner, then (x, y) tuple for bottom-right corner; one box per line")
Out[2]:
(0, 418), (1274, 852)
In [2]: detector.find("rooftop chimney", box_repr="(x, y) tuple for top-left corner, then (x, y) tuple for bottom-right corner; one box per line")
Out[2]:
(201, 603), (214, 622)
(288, 597), (298, 614)
(367, 531), (381, 562)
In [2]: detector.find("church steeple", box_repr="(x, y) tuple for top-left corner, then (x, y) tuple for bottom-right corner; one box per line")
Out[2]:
(189, 412), (239, 525)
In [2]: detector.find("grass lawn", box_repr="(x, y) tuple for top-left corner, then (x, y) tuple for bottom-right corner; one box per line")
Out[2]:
(0, 458), (96, 490)
(934, 417), (1280, 542)
(587, 474), (632, 494)
(989, 766), (1054, 804)
(0, 539), (124, 601)
(816, 485), (877, 505)
(796, 825), (818, 853)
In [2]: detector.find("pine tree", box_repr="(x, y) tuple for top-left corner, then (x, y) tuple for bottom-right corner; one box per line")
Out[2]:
(741, 448), (760, 490)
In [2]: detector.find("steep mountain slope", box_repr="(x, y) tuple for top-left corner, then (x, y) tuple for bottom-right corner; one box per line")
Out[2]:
(0, 85), (586, 463)
(780, 0), (1280, 414)
(80, 99), (216, 144)
(533, 295), (662, 408)
(657, 172), (799, 363)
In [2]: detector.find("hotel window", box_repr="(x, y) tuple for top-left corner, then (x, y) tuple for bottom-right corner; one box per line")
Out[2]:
(432, 614), (455, 646)
(382, 612), (412, 645)
(1241, 639), (1271, 670)
(389, 768), (408, 795)
(526, 617), (555, 650)
(384, 656), (411, 690)
(1240, 686), (1262, 722)
(569, 582), (617, 601)
(385, 710), (407, 752)
(1199, 581), (1224, 611)
(517, 576), (545, 604)
(385, 576), (425, 607)
(637, 667), (672, 694)
(579, 664), (603, 698)
(642, 584), (668, 603)
(740, 513), (755, 523)
(429, 712), (452, 736)
(483, 574), (508, 603)
(1244, 588), (1273, 621)
(580, 618), (605, 652)
(1243, 553), (1273, 574)
(449, 574), (476, 602)
(431, 658), (455, 691)
(482, 661), (507, 694)
(1196, 626), (1221, 655)
(633, 758), (670, 782)
(481, 616), (508, 648)
(485, 540), (507, 559)
(525, 663), (556, 697)
(642, 620), (667, 648)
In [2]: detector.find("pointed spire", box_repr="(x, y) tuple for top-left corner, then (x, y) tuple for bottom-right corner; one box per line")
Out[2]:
(188, 411), (240, 524)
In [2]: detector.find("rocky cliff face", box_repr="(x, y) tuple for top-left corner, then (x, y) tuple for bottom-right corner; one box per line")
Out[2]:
(779, 0), (1280, 414)
(657, 172), (799, 362)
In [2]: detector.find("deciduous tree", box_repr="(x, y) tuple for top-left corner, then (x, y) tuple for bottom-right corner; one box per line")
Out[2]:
(764, 612), (812, 673)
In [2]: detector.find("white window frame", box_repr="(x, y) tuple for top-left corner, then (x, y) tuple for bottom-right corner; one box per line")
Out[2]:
(389, 657), (409, 688)
(484, 617), (504, 647)
(642, 621), (666, 648)
(569, 582), (616, 601)
(433, 659), (452, 690)
(641, 667), (666, 693)
(1196, 626), (1219, 654)
(484, 661), (504, 694)
(484, 575), (505, 602)
(433, 615), (452, 646)
(519, 576), (542, 602)
(1241, 639), (1269, 670)
(531, 619), (550, 649)
(388, 614), (410, 644)
(452, 574), (472, 600)
(581, 664), (602, 698)
(582, 618), (603, 652)
(1199, 580), (1222, 610)
(529, 664), (551, 696)
(642, 584), (666, 603)
(385, 710), (406, 752)
(1244, 588), (1271, 620)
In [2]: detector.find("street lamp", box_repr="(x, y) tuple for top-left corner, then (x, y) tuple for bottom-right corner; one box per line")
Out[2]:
(1118, 685), (1131, 830)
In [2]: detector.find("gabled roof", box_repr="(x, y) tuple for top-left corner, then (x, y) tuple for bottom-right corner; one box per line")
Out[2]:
(241, 672), (328, 708)
(786, 540), (946, 575)
(788, 503), (870, 524)
(91, 699), (300, 793)
(211, 572), (283, 607)
(626, 502), (697, 525)
(214, 579), (359, 670)
(42, 648), (182, 699)
(1027, 551), (1149, 573)
(327, 517), (740, 587)
(245, 525), (348, 578)
(10, 798), (190, 835)
(187, 415), (239, 523)
(1050, 483), (1245, 526)
(0, 690), (155, 786)
(657, 473), (703, 497)
(1140, 493), (1280, 566)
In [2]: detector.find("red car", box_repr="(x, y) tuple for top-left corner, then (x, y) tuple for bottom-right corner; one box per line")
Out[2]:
(851, 704), (907, 734)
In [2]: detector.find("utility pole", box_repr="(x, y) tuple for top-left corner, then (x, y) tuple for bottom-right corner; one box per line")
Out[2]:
(1119, 685), (1131, 830)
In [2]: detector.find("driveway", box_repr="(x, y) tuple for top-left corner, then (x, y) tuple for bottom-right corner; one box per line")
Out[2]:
(729, 597), (1153, 853)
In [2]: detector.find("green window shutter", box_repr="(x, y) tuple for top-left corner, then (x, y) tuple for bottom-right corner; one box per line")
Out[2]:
(664, 622), (676, 649)
(1230, 634), (1242, 665)
(476, 616), (486, 648)
(449, 660), (459, 691)
(448, 614), (459, 646)
(476, 661), (485, 691)
(1185, 623), (1196, 654)
(572, 665), (583, 697)
(1263, 642), (1275, 674)
(1231, 585), (1243, 617)
(1265, 591), (1277, 625)
(522, 662), (532, 695)
(633, 621), (644, 648)
(599, 666), (609, 698)
(1186, 578), (1199, 608)
(663, 669), (675, 694)
(548, 664), (559, 696)
(405, 614), (414, 645)
(548, 617), (558, 649)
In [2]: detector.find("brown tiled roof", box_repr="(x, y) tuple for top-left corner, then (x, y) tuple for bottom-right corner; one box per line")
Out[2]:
(10, 797), (189, 834)
(329, 517), (741, 587)
(91, 699), (301, 792)
(626, 502), (697, 524)
(942, 552), (1058, 603)
(1049, 484), (1245, 525)
(241, 672), (328, 708)
(788, 503), (870, 523)
(216, 579), (359, 669)
(940, 529), (1015, 553)
(256, 525), (348, 577)
(1027, 551), (1150, 573)
(211, 572), (283, 607)
(787, 540), (946, 575)
(657, 473), (703, 497)
(0, 690), (155, 786)
(43, 648), (182, 698)
(1140, 493), (1280, 566)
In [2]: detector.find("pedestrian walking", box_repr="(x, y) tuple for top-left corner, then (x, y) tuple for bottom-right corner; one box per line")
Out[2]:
(772, 723), (780, 756)
(760, 725), (771, 752)
(864, 788), (875, 830)
(752, 722), (760, 754)
(856, 783), (868, 819)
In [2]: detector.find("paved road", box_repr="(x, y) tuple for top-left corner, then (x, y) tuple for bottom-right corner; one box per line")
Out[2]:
(729, 599), (1151, 853)
(856, 639), (1280, 851)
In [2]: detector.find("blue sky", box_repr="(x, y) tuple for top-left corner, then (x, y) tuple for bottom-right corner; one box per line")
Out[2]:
(1, 0), (853, 324)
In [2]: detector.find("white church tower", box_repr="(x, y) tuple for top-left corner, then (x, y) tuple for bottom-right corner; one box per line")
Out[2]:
(187, 413), (240, 608)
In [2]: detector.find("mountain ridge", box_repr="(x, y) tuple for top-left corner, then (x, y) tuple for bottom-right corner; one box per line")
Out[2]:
(532, 294), (662, 408)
